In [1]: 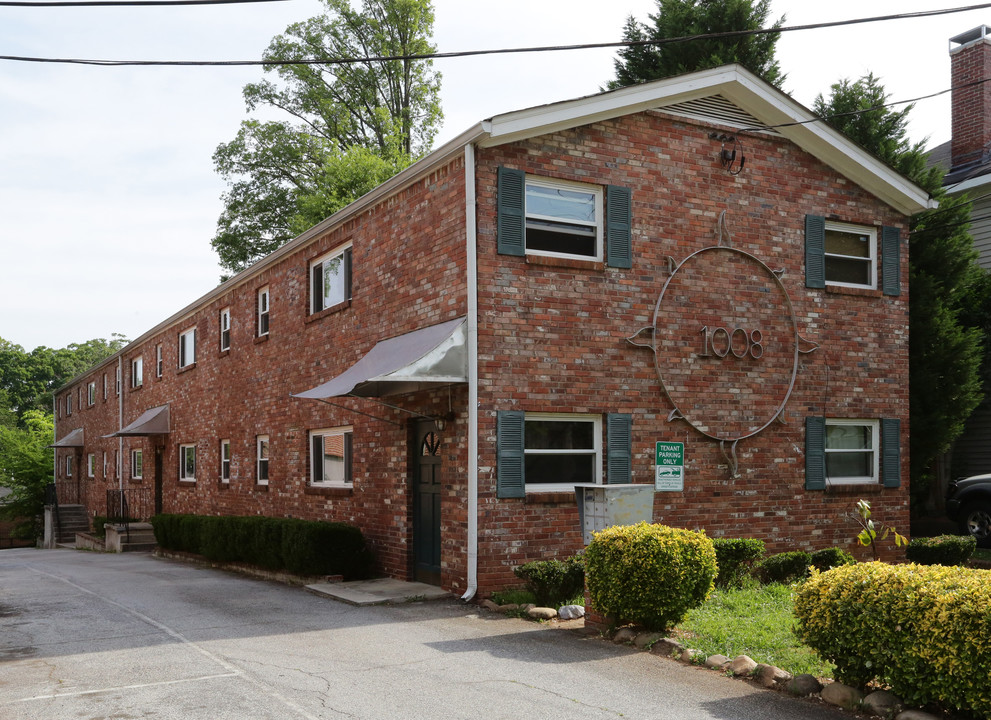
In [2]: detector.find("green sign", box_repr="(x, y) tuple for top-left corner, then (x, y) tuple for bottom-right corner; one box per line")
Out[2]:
(655, 441), (685, 491)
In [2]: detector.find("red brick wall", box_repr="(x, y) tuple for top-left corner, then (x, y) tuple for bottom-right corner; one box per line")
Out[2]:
(472, 110), (911, 592)
(951, 37), (991, 167)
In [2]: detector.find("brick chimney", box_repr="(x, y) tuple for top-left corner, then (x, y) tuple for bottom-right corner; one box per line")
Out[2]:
(950, 26), (991, 170)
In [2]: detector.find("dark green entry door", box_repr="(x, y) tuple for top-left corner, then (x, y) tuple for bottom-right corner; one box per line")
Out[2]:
(413, 420), (442, 585)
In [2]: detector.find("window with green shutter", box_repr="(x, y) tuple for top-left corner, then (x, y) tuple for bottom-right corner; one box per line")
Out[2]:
(807, 417), (896, 489)
(606, 413), (632, 484)
(881, 226), (901, 296)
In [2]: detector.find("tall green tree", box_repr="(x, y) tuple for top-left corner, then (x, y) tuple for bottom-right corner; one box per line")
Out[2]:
(0, 410), (54, 540)
(608, 0), (785, 90)
(212, 0), (442, 277)
(814, 74), (988, 511)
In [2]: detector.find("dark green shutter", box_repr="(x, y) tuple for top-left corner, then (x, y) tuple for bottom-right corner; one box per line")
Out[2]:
(607, 413), (632, 484)
(496, 411), (525, 498)
(311, 263), (322, 313)
(805, 215), (826, 289)
(497, 167), (525, 256)
(606, 186), (633, 268)
(805, 416), (826, 490)
(881, 418), (901, 488)
(344, 247), (353, 300)
(881, 226), (900, 296)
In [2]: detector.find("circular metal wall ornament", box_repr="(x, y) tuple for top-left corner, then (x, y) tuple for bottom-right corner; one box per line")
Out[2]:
(629, 213), (818, 476)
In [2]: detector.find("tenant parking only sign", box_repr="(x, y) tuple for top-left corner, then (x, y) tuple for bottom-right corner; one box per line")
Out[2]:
(655, 441), (684, 491)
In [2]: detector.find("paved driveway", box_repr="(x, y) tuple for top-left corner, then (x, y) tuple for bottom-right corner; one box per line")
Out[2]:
(0, 548), (852, 720)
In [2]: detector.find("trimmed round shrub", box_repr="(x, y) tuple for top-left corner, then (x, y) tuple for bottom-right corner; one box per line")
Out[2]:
(795, 562), (991, 717)
(712, 537), (765, 587)
(585, 522), (717, 631)
(756, 551), (811, 584)
(513, 554), (585, 607)
(905, 534), (976, 566)
(809, 547), (855, 572)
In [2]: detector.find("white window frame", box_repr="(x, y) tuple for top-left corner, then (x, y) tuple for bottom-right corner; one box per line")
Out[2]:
(87, 453), (95, 478)
(524, 413), (602, 492)
(257, 287), (270, 337)
(131, 357), (143, 388)
(103, 373), (108, 400)
(156, 344), (163, 378)
(103, 451), (107, 478)
(179, 328), (196, 368)
(824, 221), (877, 290)
(65, 455), (72, 477)
(66, 394), (72, 416)
(825, 419), (880, 485)
(115, 366), (121, 396)
(310, 244), (352, 314)
(256, 435), (269, 485)
(524, 176), (604, 262)
(309, 426), (353, 487)
(87, 382), (95, 406)
(220, 439), (231, 483)
(179, 444), (196, 482)
(220, 308), (231, 352)
(131, 449), (143, 480)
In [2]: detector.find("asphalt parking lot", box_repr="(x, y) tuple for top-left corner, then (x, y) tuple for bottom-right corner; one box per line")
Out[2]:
(0, 548), (854, 720)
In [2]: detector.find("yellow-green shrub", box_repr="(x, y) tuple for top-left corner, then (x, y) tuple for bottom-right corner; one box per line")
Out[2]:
(794, 562), (991, 717)
(585, 522), (716, 631)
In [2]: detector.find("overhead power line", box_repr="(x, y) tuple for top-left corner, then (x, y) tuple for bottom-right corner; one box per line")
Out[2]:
(2, 2), (991, 65)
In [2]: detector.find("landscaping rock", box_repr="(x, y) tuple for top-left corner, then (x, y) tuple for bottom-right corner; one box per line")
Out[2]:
(821, 682), (865, 710)
(704, 654), (730, 669)
(633, 632), (664, 650)
(785, 674), (823, 697)
(680, 648), (704, 664)
(863, 690), (904, 717)
(612, 628), (638, 644)
(500, 603), (519, 612)
(729, 655), (758, 677)
(894, 711), (941, 720)
(527, 606), (558, 620)
(754, 664), (792, 688)
(558, 605), (584, 620)
(650, 638), (685, 657)
(480, 599), (501, 612)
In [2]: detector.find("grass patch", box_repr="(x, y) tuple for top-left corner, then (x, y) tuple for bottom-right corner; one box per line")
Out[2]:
(973, 547), (991, 563)
(673, 582), (833, 678)
(490, 589), (535, 606)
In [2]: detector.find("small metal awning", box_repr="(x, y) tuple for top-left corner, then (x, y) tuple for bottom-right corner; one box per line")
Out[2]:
(293, 317), (467, 400)
(49, 427), (84, 448)
(104, 404), (170, 438)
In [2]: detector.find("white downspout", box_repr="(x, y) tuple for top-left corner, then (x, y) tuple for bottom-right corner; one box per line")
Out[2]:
(461, 143), (479, 602)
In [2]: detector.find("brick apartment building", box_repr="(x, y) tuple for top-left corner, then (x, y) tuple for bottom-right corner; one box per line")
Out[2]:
(51, 65), (933, 597)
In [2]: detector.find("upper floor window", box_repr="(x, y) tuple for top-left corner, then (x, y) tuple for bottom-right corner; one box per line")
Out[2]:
(103, 373), (108, 400)
(310, 246), (352, 314)
(496, 167), (632, 267)
(310, 427), (353, 486)
(179, 443), (196, 482)
(805, 216), (901, 293)
(156, 344), (163, 378)
(257, 287), (270, 337)
(66, 394), (73, 416)
(87, 382), (96, 406)
(115, 366), (121, 396)
(220, 308), (231, 351)
(220, 439), (231, 483)
(256, 435), (269, 485)
(824, 222), (876, 289)
(179, 328), (196, 368)
(131, 357), (143, 388)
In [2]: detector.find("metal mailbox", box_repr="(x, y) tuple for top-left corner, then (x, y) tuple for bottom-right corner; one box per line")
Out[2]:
(574, 484), (655, 545)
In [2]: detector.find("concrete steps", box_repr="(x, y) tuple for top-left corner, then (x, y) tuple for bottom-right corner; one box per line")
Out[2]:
(54, 505), (89, 544)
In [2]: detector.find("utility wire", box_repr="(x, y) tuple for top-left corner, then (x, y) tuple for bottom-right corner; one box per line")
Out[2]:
(2, 2), (991, 65)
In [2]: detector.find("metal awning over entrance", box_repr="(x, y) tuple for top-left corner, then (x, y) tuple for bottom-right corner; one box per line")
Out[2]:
(49, 427), (84, 448)
(104, 404), (170, 438)
(293, 317), (467, 400)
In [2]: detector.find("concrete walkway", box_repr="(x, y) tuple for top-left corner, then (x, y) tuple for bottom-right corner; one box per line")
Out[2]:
(304, 577), (451, 605)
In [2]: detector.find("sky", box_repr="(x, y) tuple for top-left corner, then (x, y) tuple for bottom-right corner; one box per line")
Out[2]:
(1, 0), (988, 351)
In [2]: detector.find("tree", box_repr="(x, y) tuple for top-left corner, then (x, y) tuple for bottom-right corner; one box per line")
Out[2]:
(0, 410), (54, 540)
(212, 0), (442, 277)
(0, 335), (128, 423)
(607, 0), (785, 90)
(814, 74), (989, 511)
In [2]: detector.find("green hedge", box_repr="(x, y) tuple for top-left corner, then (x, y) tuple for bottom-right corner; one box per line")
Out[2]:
(905, 534), (976, 566)
(757, 551), (812, 584)
(794, 562), (991, 717)
(152, 514), (374, 579)
(513, 555), (585, 607)
(711, 537), (765, 587)
(585, 522), (716, 631)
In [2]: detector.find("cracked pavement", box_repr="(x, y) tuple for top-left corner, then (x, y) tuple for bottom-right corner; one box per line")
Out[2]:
(0, 549), (854, 720)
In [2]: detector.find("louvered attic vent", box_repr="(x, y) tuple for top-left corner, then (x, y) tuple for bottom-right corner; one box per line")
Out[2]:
(657, 94), (779, 135)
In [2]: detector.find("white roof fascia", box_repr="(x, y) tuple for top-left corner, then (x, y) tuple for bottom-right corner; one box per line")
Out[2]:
(479, 64), (935, 217)
(946, 173), (991, 194)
